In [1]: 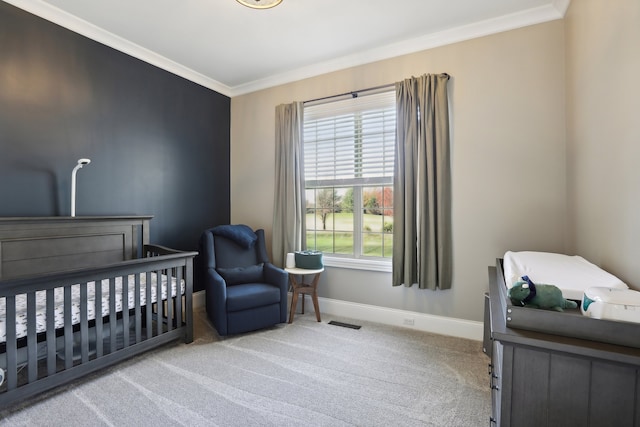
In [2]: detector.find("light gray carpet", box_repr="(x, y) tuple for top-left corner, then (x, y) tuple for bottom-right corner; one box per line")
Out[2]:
(0, 309), (490, 426)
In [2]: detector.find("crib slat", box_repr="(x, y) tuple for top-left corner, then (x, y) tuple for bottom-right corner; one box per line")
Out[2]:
(95, 280), (103, 357)
(109, 278), (116, 353)
(6, 295), (17, 390)
(123, 275), (129, 348)
(146, 271), (152, 339)
(166, 269), (173, 332)
(135, 273), (141, 343)
(185, 258), (194, 343)
(27, 292), (37, 383)
(176, 266), (183, 330)
(80, 282), (89, 363)
(156, 270), (162, 337)
(64, 285), (73, 369)
(46, 288), (56, 376)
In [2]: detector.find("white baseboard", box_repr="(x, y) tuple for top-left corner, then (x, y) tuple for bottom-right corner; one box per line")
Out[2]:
(316, 296), (483, 341)
(193, 290), (483, 341)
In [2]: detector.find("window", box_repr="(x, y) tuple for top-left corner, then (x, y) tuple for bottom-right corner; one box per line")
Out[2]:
(303, 89), (395, 262)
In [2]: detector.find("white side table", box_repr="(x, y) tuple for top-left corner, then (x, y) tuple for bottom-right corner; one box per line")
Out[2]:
(285, 267), (324, 323)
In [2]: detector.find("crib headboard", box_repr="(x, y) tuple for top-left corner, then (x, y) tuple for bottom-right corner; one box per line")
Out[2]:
(0, 216), (152, 280)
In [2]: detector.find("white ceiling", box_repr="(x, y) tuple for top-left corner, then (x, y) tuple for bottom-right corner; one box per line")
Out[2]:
(5, 0), (570, 97)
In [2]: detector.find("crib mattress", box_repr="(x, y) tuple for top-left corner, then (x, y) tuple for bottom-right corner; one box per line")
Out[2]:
(0, 273), (183, 343)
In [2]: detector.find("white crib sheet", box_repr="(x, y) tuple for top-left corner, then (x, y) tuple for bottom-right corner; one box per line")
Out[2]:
(0, 273), (184, 343)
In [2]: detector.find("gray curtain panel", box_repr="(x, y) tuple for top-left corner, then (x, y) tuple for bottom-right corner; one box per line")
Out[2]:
(272, 102), (305, 268)
(392, 74), (452, 290)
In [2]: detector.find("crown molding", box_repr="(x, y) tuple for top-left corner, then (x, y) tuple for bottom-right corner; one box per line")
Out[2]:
(229, 2), (567, 96)
(5, 0), (568, 98)
(553, 0), (572, 16)
(3, 0), (234, 97)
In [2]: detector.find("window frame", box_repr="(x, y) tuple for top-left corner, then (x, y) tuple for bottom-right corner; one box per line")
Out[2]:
(302, 88), (395, 270)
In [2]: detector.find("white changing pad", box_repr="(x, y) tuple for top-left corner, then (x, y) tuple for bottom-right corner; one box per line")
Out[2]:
(503, 251), (628, 301)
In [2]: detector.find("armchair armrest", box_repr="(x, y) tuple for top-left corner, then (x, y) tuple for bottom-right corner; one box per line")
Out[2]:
(205, 268), (227, 298)
(264, 263), (289, 323)
(204, 267), (228, 328)
(264, 263), (288, 289)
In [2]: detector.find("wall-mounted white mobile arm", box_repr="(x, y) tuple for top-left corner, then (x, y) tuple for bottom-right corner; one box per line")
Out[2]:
(70, 158), (91, 217)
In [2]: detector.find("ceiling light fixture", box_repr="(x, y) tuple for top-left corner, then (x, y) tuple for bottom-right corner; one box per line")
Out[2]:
(236, 0), (282, 9)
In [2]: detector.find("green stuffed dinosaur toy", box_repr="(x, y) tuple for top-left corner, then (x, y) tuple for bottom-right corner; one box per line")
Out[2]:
(508, 275), (578, 312)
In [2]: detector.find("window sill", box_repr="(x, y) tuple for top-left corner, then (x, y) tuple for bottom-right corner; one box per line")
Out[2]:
(322, 256), (392, 273)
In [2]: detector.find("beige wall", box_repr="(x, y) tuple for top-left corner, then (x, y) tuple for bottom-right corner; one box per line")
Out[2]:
(231, 20), (566, 323)
(565, 0), (640, 287)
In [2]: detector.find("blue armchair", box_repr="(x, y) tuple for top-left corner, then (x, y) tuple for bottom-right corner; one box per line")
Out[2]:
(199, 225), (288, 336)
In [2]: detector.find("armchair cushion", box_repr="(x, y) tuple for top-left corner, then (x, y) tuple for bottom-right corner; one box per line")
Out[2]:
(226, 283), (282, 312)
(217, 263), (264, 285)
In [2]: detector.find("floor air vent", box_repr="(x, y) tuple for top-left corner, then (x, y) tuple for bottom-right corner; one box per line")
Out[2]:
(328, 321), (361, 330)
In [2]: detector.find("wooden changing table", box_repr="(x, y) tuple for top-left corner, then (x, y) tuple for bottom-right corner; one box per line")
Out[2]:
(484, 265), (640, 427)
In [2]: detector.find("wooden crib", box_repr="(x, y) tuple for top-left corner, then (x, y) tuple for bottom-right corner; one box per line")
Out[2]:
(0, 216), (196, 409)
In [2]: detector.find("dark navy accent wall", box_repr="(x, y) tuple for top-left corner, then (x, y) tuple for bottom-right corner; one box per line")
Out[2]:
(0, 3), (230, 267)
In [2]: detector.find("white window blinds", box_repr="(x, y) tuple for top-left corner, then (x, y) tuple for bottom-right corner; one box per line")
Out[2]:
(303, 89), (396, 187)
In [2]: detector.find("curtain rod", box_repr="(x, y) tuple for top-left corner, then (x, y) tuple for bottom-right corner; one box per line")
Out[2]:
(302, 73), (450, 105)
(303, 83), (394, 104)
